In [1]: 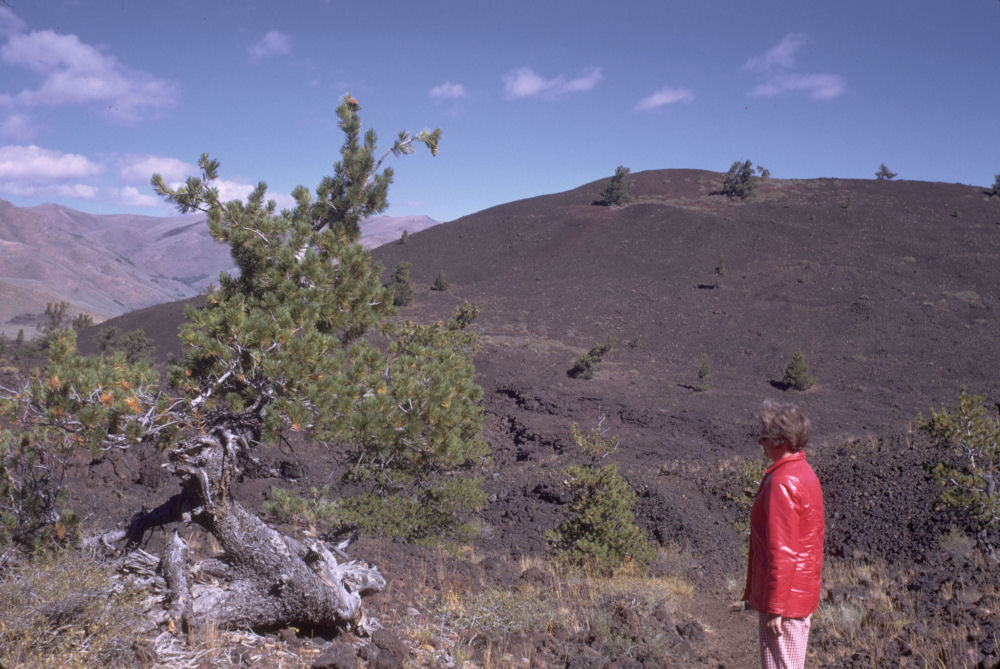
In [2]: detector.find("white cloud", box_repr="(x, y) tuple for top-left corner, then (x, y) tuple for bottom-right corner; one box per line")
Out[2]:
(0, 144), (103, 200)
(634, 85), (695, 111)
(429, 82), (467, 101)
(1, 29), (180, 122)
(117, 154), (196, 184)
(0, 7), (26, 37)
(503, 66), (603, 99)
(750, 73), (846, 101)
(744, 33), (808, 72)
(248, 30), (291, 62)
(0, 144), (102, 181)
(744, 33), (845, 101)
(109, 185), (161, 208)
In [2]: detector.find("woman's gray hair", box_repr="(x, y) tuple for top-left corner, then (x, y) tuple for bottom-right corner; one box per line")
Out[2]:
(758, 399), (811, 451)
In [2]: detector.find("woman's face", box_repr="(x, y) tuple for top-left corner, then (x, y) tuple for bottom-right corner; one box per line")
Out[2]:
(758, 435), (790, 462)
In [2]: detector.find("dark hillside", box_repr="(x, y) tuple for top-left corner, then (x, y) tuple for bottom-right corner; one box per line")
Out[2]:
(46, 169), (1000, 667)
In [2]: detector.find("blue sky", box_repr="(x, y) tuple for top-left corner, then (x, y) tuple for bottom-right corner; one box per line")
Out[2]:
(1, 1), (998, 222)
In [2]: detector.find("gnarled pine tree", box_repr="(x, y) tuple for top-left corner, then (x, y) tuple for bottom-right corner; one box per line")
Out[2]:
(0, 95), (485, 635)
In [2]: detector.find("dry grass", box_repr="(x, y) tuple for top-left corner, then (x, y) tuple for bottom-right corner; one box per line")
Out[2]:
(0, 548), (339, 668)
(811, 533), (1000, 668)
(399, 546), (695, 668)
(0, 548), (150, 668)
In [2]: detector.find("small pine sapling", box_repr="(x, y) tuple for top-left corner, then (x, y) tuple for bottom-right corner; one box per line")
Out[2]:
(782, 351), (815, 391)
(696, 353), (711, 392)
(545, 418), (654, 572)
(568, 337), (616, 379)
(920, 390), (1000, 548)
(431, 270), (449, 291)
(389, 262), (414, 306)
(991, 174), (1000, 198)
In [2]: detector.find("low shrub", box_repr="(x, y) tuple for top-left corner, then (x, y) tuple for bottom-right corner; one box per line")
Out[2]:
(781, 350), (815, 391)
(920, 389), (1000, 546)
(546, 422), (654, 572)
(568, 338), (615, 379)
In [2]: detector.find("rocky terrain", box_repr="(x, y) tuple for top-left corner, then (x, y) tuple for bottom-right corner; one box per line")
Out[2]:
(5, 169), (1000, 667)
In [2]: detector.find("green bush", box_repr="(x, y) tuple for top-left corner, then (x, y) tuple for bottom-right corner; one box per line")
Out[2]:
(695, 353), (711, 392)
(782, 350), (815, 391)
(389, 261), (414, 306)
(568, 337), (616, 379)
(920, 390), (1000, 534)
(431, 270), (449, 291)
(337, 477), (486, 551)
(875, 163), (897, 181)
(722, 160), (757, 199)
(991, 174), (1000, 197)
(599, 166), (632, 206)
(93, 326), (155, 364)
(546, 422), (654, 572)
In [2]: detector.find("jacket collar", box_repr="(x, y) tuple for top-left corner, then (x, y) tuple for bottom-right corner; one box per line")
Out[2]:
(764, 450), (806, 476)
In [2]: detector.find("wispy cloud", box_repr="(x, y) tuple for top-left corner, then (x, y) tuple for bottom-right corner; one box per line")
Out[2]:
(744, 33), (845, 101)
(0, 28), (180, 122)
(750, 73), (845, 101)
(503, 66), (603, 99)
(0, 144), (103, 199)
(429, 82), (467, 102)
(248, 30), (291, 62)
(635, 85), (695, 111)
(745, 33), (808, 72)
(108, 185), (161, 208)
(117, 154), (196, 184)
(0, 7), (26, 37)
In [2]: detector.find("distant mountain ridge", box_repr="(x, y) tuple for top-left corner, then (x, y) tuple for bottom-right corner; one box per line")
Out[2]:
(0, 199), (437, 336)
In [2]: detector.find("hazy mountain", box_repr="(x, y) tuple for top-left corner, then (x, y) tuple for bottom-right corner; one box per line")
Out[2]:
(0, 199), (438, 337)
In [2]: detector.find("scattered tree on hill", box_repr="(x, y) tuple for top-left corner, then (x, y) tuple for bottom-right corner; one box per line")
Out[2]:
(756, 165), (771, 179)
(0, 95), (485, 635)
(398, 229), (409, 244)
(920, 390), (1000, 557)
(568, 337), (616, 379)
(781, 350), (815, 391)
(715, 256), (727, 285)
(71, 313), (94, 331)
(599, 166), (632, 206)
(875, 163), (897, 181)
(696, 353), (711, 392)
(546, 419), (654, 572)
(93, 326), (155, 364)
(389, 261), (414, 306)
(991, 174), (1000, 198)
(721, 160), (758, 199)
(431, 270), (449, 291)
(41, 302), (69, 339)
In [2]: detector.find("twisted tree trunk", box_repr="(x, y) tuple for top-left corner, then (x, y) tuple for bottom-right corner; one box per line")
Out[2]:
(131, 425), (385, 634)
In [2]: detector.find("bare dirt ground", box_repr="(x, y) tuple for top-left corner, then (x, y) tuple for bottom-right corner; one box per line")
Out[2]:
(38, 169), (1000, 667)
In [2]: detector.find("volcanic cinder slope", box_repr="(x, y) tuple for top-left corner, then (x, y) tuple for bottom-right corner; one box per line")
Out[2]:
(72, 168), (1000, 568)
(370, 169), (1000, 563)
(33, 169), (1000, 666)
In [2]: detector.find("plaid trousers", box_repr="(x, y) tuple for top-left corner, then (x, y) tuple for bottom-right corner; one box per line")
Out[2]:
(758, 612), (811, 669)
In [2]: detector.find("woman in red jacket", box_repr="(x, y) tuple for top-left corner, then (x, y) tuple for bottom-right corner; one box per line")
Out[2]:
(744, 399), (825, 669)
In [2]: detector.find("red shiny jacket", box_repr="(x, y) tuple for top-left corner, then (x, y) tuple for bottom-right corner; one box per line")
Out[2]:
(743, 451), (825, 618)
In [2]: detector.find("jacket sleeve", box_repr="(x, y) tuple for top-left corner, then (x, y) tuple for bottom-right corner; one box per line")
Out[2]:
(760, 477), (800, 615)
